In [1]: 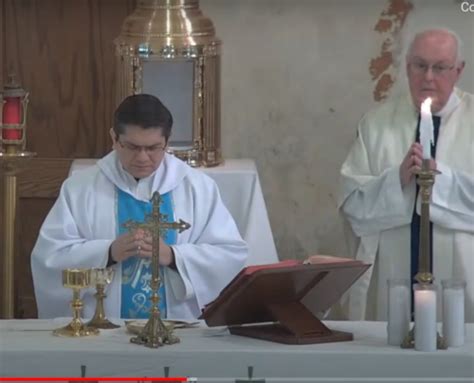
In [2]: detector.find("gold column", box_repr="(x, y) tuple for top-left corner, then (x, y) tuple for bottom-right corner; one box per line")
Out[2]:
(0, 151), (35, 318)
(3, 169), (17, 317)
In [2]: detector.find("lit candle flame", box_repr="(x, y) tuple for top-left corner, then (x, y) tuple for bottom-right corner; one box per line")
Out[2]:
(420, 97), (434, 159)
(421, 97), (432, 114)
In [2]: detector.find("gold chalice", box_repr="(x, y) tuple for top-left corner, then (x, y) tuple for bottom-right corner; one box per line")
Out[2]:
(87, 268), (120, 329)
(53, 269), (100, 337)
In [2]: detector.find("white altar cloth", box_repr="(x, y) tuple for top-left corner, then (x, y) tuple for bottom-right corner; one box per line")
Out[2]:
(69, 158), (278, 266)
(0, 319), (473, 382)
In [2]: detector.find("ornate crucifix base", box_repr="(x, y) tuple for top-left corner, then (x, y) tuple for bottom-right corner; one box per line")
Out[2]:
(130, 292), (179, 348)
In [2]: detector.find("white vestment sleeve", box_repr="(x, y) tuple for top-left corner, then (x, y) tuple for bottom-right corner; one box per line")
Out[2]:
(339, 127), (414, 237)
(31, 181), (112, 318)
(165, 177), (248, 311)
(421, 162), (474, 232)
(32, 185), (111, 268)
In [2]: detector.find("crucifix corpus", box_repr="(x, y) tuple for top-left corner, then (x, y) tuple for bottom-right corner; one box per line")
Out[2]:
(123, 191), (191, 348)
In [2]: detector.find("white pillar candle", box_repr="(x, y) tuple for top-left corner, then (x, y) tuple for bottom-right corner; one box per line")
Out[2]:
(420, 97), (434, 159)
(414, 284), (437, 352)
(387, 279), (410, 346)
(442, 279), (466, 347)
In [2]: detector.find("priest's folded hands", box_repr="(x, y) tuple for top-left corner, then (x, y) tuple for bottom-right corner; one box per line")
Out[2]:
(399, 142), (437, 188)
(109, 228), (174, 266)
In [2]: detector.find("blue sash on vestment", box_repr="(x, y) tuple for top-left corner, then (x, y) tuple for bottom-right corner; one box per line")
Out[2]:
(117, 188), (176, 319)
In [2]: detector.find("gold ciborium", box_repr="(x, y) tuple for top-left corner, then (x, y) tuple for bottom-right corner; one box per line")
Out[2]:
(87, 268), (120, 329)
(53, 269), (100, 337)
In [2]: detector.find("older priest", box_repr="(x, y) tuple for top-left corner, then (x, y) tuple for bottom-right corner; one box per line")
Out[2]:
(31, 94), (248, 320)
(338, 29), (473, 321)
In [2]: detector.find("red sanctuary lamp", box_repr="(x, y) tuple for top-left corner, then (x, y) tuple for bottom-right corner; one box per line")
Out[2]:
(1, 75), (29, 152)
(0, 75), (36, 319)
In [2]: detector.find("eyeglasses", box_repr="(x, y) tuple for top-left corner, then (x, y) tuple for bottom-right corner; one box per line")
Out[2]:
(409, 60), (456, 77)
(117, 139), (166, 156)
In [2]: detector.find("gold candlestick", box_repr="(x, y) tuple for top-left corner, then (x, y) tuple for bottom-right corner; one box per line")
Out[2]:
(401, 159), (446, 349)
(87, 268), (120, 329)
(414, 159), (440, 285)
(123, 191), (190, 348)
(0, 76), (35, 319)
(53, 269), (100, 337)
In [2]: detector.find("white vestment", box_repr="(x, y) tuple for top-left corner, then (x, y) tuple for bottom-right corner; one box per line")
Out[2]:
(31, 152), (248, 320)
(338, 89), (474, 321)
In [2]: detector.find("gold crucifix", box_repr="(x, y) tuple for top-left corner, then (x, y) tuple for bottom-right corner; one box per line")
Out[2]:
(122, 191), (190, 348)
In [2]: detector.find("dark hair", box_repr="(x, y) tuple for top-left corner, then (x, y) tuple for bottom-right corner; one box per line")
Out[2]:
(113, 94), (173, 140)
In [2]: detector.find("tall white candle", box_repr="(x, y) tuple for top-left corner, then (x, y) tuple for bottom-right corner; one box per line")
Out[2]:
(442, 280), (465, 347)
(387, 280), (410, 346)
(420, 97), (434, 159)
(414, 285), (437, 352)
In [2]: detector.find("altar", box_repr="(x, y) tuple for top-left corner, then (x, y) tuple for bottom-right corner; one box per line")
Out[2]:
(0, 319), (473, 382)
(69, 158), (278, 266)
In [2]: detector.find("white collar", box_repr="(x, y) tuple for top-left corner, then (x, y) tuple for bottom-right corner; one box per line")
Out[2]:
(409, 88), (462, 120)
(434, 90), (461, 119)
(97, 152), (189, 201)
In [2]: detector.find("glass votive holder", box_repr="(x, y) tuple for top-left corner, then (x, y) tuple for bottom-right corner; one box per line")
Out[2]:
(387, 278), (410, 346)
(442, 279), (466, 347)
(414, 283), (437, 352)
